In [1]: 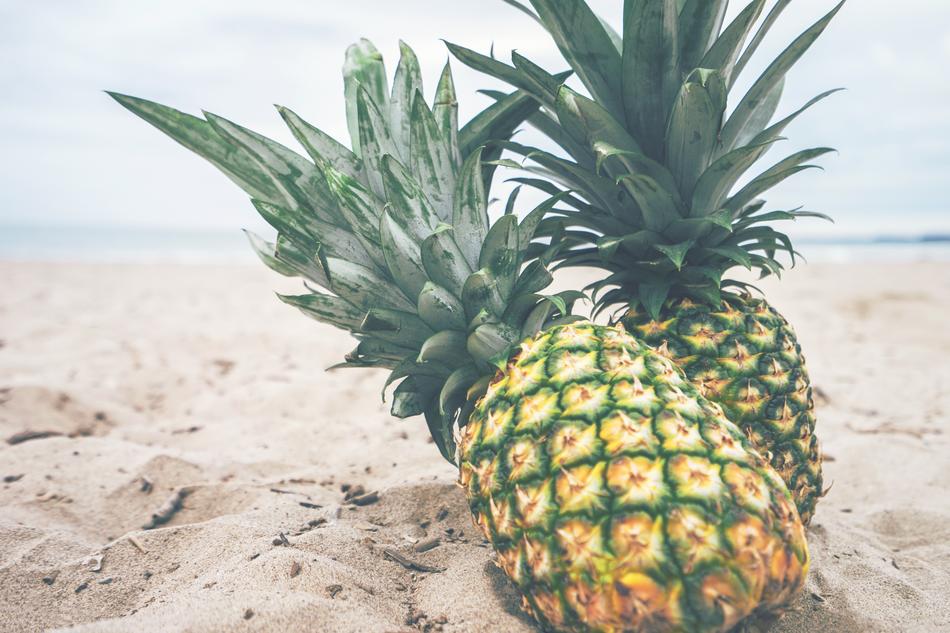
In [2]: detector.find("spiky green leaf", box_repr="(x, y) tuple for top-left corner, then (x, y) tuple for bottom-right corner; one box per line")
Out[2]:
(529, 0), (624, 120)
(417, 281), (467, 331)
(277, 106), (364, 183)
(106, 92), (281, 204)
(452, 150), (490, 266)
(278, 292), (363, 331)
(720, 2), (846, 152)
(421, 225), (474, 295)
(390, 41), (423, 159)
(665, 68), (727, 198)
(678, 0), (729, 72)
(622, 0), (680, 158)
(344, 39), (389, 157)
(410, 92), (456, 219)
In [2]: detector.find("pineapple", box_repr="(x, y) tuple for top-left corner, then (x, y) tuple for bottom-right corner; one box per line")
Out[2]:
(110, 39), (808, 632)
(461, 322), (809, 631)
(448, 0), (845, 524)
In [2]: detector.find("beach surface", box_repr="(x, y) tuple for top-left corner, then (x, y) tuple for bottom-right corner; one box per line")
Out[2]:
(1, 261), (948, 632)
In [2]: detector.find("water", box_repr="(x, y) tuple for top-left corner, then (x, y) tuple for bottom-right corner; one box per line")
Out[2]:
(0, 225), (257, 264)
(2, 225), (950, 264)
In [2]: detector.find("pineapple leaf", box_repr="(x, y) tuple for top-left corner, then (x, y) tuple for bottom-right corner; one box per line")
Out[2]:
(277, 292), (364, 331)
(203, 112), (340, 226)
(478, 89), (594, 167)
(244, 231), (296, 277)
(691, 138), (784, 217)
(720, 1), (846, 152)
(514, 260), (555, 296)
(529, 0), (624, 120)
(501, 0), (542, 24)
(324, 166), (382, 236)
(518, 191), (575, 252)
(597, 236), (623, 261)
(506, 142), (623, 215)
(417, 282), (467, 331)
(459, 89), (541, 159)
(106, 92), (281, 204)
(325, 257), (415, 312)
(654, 240), (695, 270)
(703, 245), (754, 270)
(510, 52), (570, 105)
(539, 293), (568, 316)
(418, 330), (469, 365)
(524, 105), (595, 168)
(639, 283), (671, 320)
(323, 168), (387, 271)
(391, 377), (431, 418)
(731, 77), (785, 150)
(698, 0), (767, 87)
(439, 364), (482, 415)
(726, 147), (835, 213)
(592, 141), (681, 206)
(622, 0), (680, 158)
(343, 39), (389, 157)
(391, 41), (424, 160)
(556, 86), (642, 158)
(379, 212), (427, 299)
(678, 0), (729, 73)
(462, 270), (507, 320)
(273, 236), (332, 287)
(410, 92), (456, 219)
(479, 214), (520, 292)
(504, 185), (522, 216)
(466, 323), (521, 366)
(615, 174), (681, 231)
(277, 106), (365, 184)
(521, 300), (552, 337)
(434, 62), (462, 170)
(250, 198), (374, 272)
(751, 88), (845, 147)
(356, 85), (399, 198)
(351, 338), (416, 365)
(383, 360), (452, 400)
(665, 68), (727, 199)
(421, 226), (474, 296)
(360, 308), (433, 347)
(445, 42), (558, 109)
(664, 213), (731, 242)
(733, 0), (794, 85)
(380, 155), (441, 242)
(453, 150), (490, 266)
(423, 398), (457, 464)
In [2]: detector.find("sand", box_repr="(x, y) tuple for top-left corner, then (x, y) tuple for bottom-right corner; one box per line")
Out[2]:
(1, 260), (948, 633)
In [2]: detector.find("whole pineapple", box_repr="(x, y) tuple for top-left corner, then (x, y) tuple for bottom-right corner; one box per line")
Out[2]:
(449, 0), (844, 524)
(111, 40), (808, 632)
(462, 322), (808, 631)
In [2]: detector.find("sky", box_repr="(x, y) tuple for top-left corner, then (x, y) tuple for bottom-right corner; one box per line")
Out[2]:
(2, 0), (949, 240)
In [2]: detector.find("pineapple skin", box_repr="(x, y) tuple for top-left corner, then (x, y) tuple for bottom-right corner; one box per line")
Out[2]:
(621, 297), (822, 526)
(459, 323), (808, 633)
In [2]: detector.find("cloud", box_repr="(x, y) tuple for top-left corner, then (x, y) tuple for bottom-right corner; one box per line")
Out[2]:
(0, 0), (947, 238)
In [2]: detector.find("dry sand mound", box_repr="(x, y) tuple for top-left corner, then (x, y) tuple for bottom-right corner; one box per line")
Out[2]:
(1, 262), (949, 632)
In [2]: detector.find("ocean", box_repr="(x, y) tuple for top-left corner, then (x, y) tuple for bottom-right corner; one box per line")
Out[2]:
(2, 225), (950, 264)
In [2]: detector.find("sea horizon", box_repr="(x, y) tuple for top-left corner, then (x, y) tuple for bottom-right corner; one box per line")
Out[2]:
(2, 223), (950, 265)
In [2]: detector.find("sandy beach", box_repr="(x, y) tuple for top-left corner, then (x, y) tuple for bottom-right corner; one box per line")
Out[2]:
(1, 260), (948, 633)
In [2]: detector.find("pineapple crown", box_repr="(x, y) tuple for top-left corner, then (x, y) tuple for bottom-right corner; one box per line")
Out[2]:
(108, 40), (583, 463)
(449, 0), (844, 319)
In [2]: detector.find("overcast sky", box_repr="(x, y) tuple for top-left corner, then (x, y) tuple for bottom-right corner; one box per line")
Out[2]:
(2, 0), (948, 239)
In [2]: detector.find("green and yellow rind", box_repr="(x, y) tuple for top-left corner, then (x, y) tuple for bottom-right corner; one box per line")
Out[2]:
(621, 297), (822, 524)
(460, 323), (808, 633)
